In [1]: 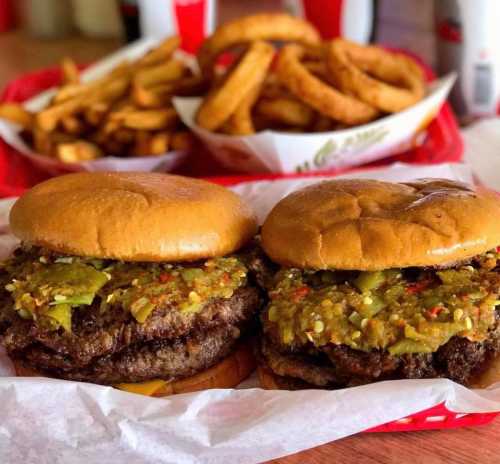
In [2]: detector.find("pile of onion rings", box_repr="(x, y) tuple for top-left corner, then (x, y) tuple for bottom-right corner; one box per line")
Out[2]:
(195, 13), (427, 135)
(197, 13), (321, 77)
(326, 39), (426, 113)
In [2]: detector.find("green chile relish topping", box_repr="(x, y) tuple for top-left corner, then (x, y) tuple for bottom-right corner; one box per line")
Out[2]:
(2, 247), (248, 332)
(264, 249), (500, 355)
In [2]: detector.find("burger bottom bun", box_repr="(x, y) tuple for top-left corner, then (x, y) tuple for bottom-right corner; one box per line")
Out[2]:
(470, 354), (500, 389)
(257, 365), (282, 390)
(257, 365), (312, 390)
(13, 341), (256, 397)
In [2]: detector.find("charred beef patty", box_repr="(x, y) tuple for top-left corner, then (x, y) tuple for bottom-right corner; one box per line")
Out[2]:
(259, 325), (500, 388)
(17, 322), (250, 384)
(0, 246), (262, 384)
(3, 285), (260, 367)
(260, 250), (500, 387)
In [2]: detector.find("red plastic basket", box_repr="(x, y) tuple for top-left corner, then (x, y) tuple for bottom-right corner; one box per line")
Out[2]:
(0, 59), (495, 433)
(367, 402), (498, 432)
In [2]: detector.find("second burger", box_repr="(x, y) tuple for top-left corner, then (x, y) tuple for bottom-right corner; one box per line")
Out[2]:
(258, 178), (500, 389)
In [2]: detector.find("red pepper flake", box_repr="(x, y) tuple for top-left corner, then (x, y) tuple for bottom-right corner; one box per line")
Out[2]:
(293, 286), (310, 302)
(496, 246), (500, 253)
(426, 306), (443, 319)
(159, 273), (173, 283)
(406, 281), (430, 295)
(222, 273), (231, 285)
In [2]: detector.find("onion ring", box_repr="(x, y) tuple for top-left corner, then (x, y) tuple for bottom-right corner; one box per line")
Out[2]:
(197, 13), (321, 76)
(303, 60), (328, 80)
(326, 39), (426, 112)
(223, 83), (262, 135)
(275, 45), (379, 125)
(195, 41), (274, 131)
(256, 97), (315, 128)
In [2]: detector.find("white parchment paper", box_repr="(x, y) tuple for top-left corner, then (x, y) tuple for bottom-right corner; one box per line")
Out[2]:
(1, 163), (500, 464)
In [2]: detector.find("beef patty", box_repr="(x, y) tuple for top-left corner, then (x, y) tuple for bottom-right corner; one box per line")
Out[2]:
(16, 322), (248, 384)
(3, 285), (261, 384)
(2, 285), (260, 366)
(259, 320), (500, 388)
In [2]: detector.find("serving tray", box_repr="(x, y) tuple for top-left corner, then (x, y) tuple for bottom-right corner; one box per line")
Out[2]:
(0, 58), (490, 434)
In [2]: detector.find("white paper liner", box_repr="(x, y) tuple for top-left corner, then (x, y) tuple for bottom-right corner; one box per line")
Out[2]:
(0, 38), (189, 174)
(1, 163), (500, 464)
(173, 74), (456, 174)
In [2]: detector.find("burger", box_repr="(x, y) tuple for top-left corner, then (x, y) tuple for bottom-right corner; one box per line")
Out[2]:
(0, 172), (261, 396)
(257, 178), (500, 389)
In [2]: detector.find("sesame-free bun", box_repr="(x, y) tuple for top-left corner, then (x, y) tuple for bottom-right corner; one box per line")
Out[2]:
(261, 178), (500, 270)
(10, 172), (257, 261)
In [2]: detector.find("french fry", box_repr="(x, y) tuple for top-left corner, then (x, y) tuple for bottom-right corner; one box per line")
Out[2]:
(61, 115), (86, 135)
(137, 36), (180, 67)
(33, 127), (53, 156)
(17, 35), (194, 163)
(87, 76), (130, 105)
(84, 102), (109, 126)
(132, 81), (173, 108)
(56, 141), (103, 162)
(0, 104), (34, 129)
(48, 78), (129, 134)
(118, 108), (178, 130)
(149, 131), (171, 155)
(53, 83), (83, 104)
(53, 62), (131, 103)
(102, 118), (122, 136)
(36, 96), (84, 132)
(61, 57), (80, 85)
(134, 60), (186, 88)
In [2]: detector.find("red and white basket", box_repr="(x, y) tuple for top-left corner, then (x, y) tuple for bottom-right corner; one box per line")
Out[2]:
(1, 62), (496, 433)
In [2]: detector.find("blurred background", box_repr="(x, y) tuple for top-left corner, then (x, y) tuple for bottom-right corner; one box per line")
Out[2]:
(0, 0), (435, 87)
(2, 0), (500, 192)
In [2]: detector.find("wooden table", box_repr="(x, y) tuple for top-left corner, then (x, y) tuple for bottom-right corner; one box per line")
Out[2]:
(0, 9), (499, 464)
(0, 30), (121, 88)
(0, 0), (281, 89)
(271, 419), (499, 463)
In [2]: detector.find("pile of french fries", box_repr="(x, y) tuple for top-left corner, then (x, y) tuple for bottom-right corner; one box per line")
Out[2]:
(0, 36), (202, 163)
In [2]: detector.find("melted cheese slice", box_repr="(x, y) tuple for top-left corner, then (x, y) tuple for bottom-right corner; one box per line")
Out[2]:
(115, 379), (167, 396)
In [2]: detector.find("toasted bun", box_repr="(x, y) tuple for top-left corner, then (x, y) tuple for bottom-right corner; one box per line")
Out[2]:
(261, 178), (500, 270)
(257, 365), (312, 390)
(13, 341), (256, 397)
(10, 172), (257, 261)
(257, 365), (282, 390)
